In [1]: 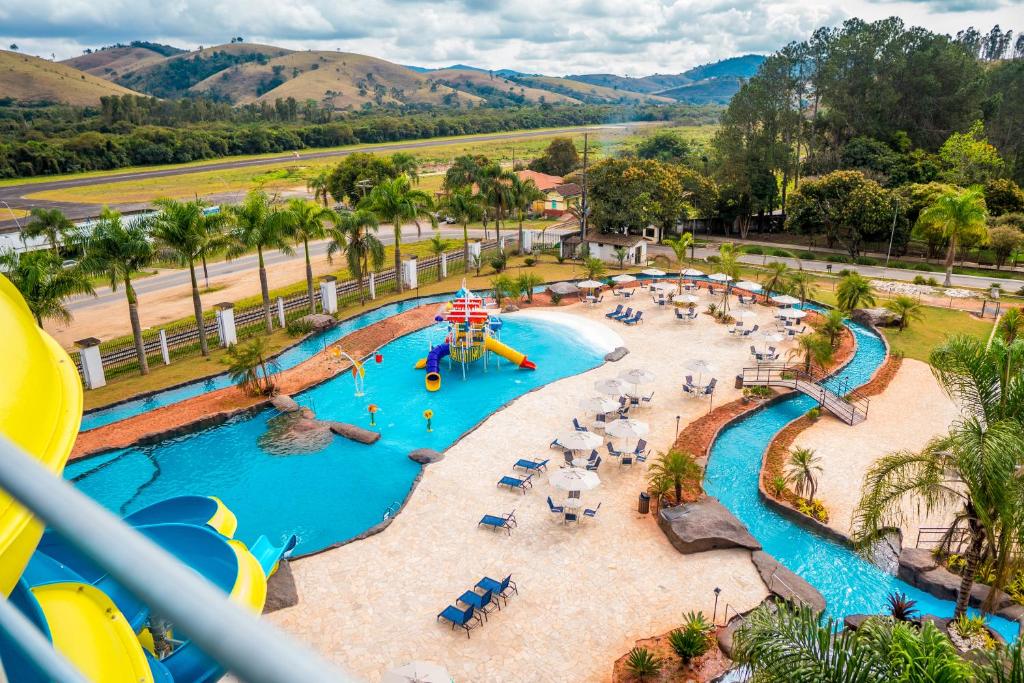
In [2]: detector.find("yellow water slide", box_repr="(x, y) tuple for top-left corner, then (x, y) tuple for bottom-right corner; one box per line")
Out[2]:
(483, 336), (536, 370)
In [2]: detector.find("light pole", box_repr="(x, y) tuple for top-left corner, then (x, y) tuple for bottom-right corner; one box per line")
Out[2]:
(1, 201), (25, 250)
(884, 198), (900, 275)
(713, 587), (721, 625)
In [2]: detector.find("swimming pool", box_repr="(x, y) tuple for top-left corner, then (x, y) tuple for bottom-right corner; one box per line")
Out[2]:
(704, 312), (1020, 640)
(67, 315), (607, 555)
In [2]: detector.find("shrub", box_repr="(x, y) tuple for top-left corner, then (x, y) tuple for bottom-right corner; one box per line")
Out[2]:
(798, 251), (817, 260)
(888, 260), (909, 269)
(625, 647), (662, 679)
(769, 475), (787, 497)
(926, 277), (939, 286)
(743, 246), (764, 255)
(285, 318), (315, 337)
(854, 256), (878, 266)
(912, 275), (928, 285)
(549, 291), (563, 305)
(806, 407), (821, 421)
(490, 251), (508, 273)
(769, 248), (794, 258)
(524, 257), (536, 267)
(705, 255), (720, 264)
(743, 385), (772, 400)
(913, 263), (936, 272)
(555, 253), (566, 264)
(826, 254), (849, 263)
(222, 338), (278, 396)
(838, 269), (854, 277)
(886, 592), (919, 622)
(795, 498), (829, 522)
(668, 612), (714, 665)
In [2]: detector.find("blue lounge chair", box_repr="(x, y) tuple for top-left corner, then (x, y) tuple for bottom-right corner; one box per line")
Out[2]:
(547, 496), (564, 514)
(587, 449), (599, 462)
(550, 438), (567, 450)
(572, 418), (589, 432)
(514, 458), (548, 472)
(594, 413), (608, 429)
(497, 474), (533, 493)
(742, 324), (759, 337)
(605, 304), (624, 318)
(437, 604), (478, 638)
(701, 378), (718, 397)
(623, 311), (643, 326)
(606, 442), (624, 458)
(459, 589), (497, 620)
(586, 456), (602, 471)
(476, 575), (518, 605)
(478, 509), (517, 535)
(584, 503), (602, 518)
(612, 306), (633, 321)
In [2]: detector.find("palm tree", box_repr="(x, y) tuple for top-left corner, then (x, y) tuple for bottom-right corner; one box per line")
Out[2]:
(226, 191), (291, 334)
(918, 186), (989, 287)
(326, 210), (383, 305)
(786, 447), (822, 502)
(664, 232), (694, 265)
(23, 208), (74, 254)
(0, 248), (94, 326)
(306, 170), (331, 208)
(582, 256), (606, 280)
(440, 187), (483, 269)
(278, 198), (338, 313)
(836, 273), (875, 312)
(391, 152), (420, 184)
(718, 243), (741, 311)
(995, 307), (1022, 344)
(884, 295), (924, 331)
(855, 334), (1024, 618)
(428, 231), (453, 260)
(647, 450), (701, 505)
(150, 198), (228, 356)
(761, 261), (791, 295)
(359, 175), (436, 293)
(443, 154), (484, 192)
(479, 163), (515, 250)
(814, 309), (846, 348)
(509, 175), (544, 255)
(222, 337), (279, 395)
(77, 209), (155, 375)
(786, 271), (817, 306)
(788, 332), (834, 373)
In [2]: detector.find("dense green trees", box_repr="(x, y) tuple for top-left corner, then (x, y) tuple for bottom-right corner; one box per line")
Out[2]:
(527, 138), (579, 176)
(587, 158), (690, 235)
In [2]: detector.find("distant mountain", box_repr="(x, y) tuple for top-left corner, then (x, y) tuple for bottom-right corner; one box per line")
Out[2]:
(681, 54), (765, 81)
(1, 49), (142, 105)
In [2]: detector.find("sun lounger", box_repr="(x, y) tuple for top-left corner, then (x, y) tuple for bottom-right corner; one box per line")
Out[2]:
(623, 311), (643, 325)
(640, 392), (654, 406)
(476, 575), (518, 606)
(478, 510), (517, 535)
(459, 589), (498, 620)
(605, 304), (624, 318)
(584, 503), (602, 518)
(513, 458), (548, 472)
(741, 324), (759, 337)
(437, 604), (478, 638)
(612, 306), (633, 321)
(497, 474), (533, 493)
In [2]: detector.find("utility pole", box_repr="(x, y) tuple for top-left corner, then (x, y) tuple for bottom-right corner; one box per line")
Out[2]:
(884, 198), (900, 274)
(580, 133), (588, 243)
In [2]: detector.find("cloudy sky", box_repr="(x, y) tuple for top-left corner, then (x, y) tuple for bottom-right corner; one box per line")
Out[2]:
(1, 0), (1018, 75)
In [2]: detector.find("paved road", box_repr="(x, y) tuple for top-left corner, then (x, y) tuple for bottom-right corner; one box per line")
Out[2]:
(0, 123), (637, 231)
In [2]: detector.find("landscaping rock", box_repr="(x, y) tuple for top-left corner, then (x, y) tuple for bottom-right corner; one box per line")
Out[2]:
(327, 421), (380, 444)
(970, 584), (1014, 611)
(298, 313), (337, 332)
(752, 551), (826, 613)
(844, 614), (874, 631)
(851, 307), (899, 327)
(996, 603), (1024, 624)
(501, 303), (520, 313)
(658, 497), (761, 554)
(262, 561), (298, 613)
(716, 617), (743, 659)
(604, 346), (630, 362)
(258, 412), (333, 455)
(270, 394), (300, 413)
(897, 547), (937, 585)
(917, 567), (962, 601)
(408, 448), (444, 464)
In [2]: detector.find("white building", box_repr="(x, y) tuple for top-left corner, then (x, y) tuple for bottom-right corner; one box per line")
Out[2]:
(572, 230), (648, 266)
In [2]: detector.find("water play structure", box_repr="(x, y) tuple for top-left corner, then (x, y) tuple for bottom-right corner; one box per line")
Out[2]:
(0, 276), (296, 682)
(414, 282), (536, 391)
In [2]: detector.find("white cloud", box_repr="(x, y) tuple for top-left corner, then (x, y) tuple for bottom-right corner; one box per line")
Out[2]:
(0, 0), (1017, 74)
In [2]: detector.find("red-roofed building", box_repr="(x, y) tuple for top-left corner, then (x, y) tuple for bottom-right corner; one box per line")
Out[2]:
(515, 170), (563, 192)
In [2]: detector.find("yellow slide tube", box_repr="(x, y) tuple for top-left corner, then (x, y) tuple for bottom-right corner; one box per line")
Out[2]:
(0, 277), (83, 596)
(227, 540), (269, 613)
(483, 336), (536, 370)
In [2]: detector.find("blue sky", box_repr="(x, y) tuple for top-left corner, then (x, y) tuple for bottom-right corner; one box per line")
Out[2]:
(0, 0), (1018, 75)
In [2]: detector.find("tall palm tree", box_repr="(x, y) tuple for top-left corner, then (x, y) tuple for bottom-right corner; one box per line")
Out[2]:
(786, 447), (822, 502)
(77, 209), (155, 375)
(836, 272), (875, 312)
(995, 307), (1022, 345)
(884, 295), (925, 331)
(23, 208), (74, 254)
(443, 154), (484, 192)
(647, 450), (701, 505)
(814, 309), (846, 348)
(786, 271), (817, 306)
(718, 243), (741, 311)
(664, 232), (695, 288)
(509, 175), (544, 255)
(226, 191), (291, 334)
(917, 186), (989, 287)
(150, 198), (228, 356)
(440, 187), (483, 268)
(391, 152), (420, 184)
(428, 231), (453, 259)
(359, 175), (435, 293)
(326, 210), (383, 305)
(761, 261), (791, 295)
(306, 170), (331, 208)
(788, 332), (834, 373)
(479, 163), (515, 251)
(278, 199), (338, 313)
(855, 335), (1024, 618)
(0, 248), (94, 326)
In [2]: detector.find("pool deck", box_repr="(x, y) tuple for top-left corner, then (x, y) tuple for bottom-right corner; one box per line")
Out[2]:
(266, 295), (797, 682)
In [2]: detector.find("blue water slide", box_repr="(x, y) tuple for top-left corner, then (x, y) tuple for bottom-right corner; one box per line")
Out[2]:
(425, 342), (450, 375)
(249, 534), (298, 577)
(123, 496), (237, 538)
(0, 580), (54, 683)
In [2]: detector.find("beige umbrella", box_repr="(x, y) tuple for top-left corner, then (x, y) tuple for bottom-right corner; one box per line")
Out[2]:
(549, 467), (601, 493)
(641, 268), (666, 276)
(594, 378), (628, 396)
(577, 280), (604, 289)
(708, 272), (733, 283)
(382, 661), (452, 683)
(611, 274), (637, 284)
(682, 268), (705, 277)
(779, 308), (808, 320)
(579, 396), (620, 414)
(605, 418), (649, 440)
(673, 294), (699, 305)
(556, 430), (603, 452)
(734, 281), (762, 292)
(771, 294), (800, 306)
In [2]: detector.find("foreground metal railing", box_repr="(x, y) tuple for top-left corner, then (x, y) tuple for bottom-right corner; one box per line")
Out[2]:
(0, 435), (356, 682)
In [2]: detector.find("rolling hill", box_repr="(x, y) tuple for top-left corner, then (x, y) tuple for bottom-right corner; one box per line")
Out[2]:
(428, 68), (578, 105)
(0, 49), (141, 105)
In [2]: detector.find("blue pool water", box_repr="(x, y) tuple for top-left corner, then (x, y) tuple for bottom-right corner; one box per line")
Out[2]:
(67, 316), (605, 554)
(79, 293), (458, 432)
(704, 313), (1020, 641)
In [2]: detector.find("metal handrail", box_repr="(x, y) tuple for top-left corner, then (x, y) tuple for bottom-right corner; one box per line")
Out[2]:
(741, 364), (870, 424)
(0, 434), (355, 683)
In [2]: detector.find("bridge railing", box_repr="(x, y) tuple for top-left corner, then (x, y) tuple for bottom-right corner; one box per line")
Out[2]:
(741, 363), (870, 424)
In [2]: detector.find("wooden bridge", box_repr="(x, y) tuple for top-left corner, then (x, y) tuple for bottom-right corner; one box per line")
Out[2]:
(741, 363), (870, 425)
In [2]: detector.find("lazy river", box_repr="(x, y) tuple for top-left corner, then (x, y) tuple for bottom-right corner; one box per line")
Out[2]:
(67, 315), (607, 555)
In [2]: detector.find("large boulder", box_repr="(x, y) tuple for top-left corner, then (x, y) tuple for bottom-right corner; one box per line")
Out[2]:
(844, 614), (875, 632)
(298, 313), (336, 332)
(258, 412), (333, 455)
(408, 448), (444, 464)
(917, 567), (961, 601)
(327, 421), (380, 444)
(897, 547), (937, 585)
(658, 497), (761, 554)
(851, 307), (900, 327)
(752, 551), (827, 613)
(604, 346), (630, 362)
(270, 394), (300, 413)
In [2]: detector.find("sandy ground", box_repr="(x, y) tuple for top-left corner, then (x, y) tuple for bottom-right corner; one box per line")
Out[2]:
(266, 294), (790, 682)
(794, 359), (961, 540)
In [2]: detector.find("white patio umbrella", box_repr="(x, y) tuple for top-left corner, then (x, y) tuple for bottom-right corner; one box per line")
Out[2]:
(548, 282), (579, 295)
(779, 308), (808, 320)
(760, 331), (785, 354)
(672, 294), (699, 305)
(556, 430), (603, 452)
(641, 268), (666, 276)
(682, 268), (705, 277)
(652, 281), (677, 292)
(577, 280), (604, 289)
(734, 281), (762, 292)
(579, 396), (620, 414)
(708, 272), (733, 283)
(549, 467), (601, 493)
(382, 661), (452, 683)
(611, 274), (637, 284)
(771, 294), (800, 306)
(594, 378), (628, 396)
(736, 310), (756, 320)
(618, 368), (656, 389)
(605, 418), (649, 440)
(685, 359), (716, 385)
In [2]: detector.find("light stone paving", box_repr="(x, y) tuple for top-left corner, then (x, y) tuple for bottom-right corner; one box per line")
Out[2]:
(266, 294), (796, 682)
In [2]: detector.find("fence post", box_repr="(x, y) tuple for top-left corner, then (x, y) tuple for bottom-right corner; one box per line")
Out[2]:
(75, 338), (106, 390)
(522, 230), (534, 253)
(440, 253), (448, 279)
(403, 257), (418, 290)
(368, 273), (376, 300)
(276, 297), (286, 328)
(469, 241), (481, 270)
(158, 329), (171, 365)
(319, 276), (338, 314)
(215, 303), (237, 347)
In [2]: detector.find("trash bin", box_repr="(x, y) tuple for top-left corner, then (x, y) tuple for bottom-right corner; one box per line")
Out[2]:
(735, 374), (744, 390)
(638, 492), (651, 514)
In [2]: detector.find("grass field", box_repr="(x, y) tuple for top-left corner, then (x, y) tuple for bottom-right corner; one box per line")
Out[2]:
(22, 123), (717, 206)
(1, 207), (29, 220)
